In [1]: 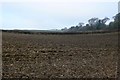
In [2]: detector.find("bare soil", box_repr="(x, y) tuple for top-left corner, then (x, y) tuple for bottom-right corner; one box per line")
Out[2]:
(2, 32), (119, 78)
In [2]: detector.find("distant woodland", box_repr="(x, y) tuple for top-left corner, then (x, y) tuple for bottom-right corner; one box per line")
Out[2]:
(2, 13), (120, 34)
(61, 13), (120, 32)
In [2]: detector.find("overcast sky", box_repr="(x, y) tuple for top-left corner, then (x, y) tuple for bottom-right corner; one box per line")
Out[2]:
(1, 0), (119, 30)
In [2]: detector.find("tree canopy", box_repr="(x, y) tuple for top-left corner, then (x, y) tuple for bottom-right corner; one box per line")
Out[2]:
(61, 13), (120, 32)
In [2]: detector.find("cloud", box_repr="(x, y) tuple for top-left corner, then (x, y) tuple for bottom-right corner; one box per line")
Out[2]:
(2, 13), (40, 29)
(1, 1), (118, 29)
(0, 0), (119, 3)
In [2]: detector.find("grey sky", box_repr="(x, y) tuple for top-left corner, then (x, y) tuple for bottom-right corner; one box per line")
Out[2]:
(1, 0), (118, 30)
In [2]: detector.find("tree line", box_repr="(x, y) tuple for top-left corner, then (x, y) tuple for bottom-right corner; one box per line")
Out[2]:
(61, 13), (120, 32)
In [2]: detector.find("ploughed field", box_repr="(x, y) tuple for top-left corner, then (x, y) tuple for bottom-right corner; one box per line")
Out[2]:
(2, 32), (119, 78)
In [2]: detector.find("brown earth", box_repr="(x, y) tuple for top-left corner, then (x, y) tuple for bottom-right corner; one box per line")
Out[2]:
(2, 32), (119, 79)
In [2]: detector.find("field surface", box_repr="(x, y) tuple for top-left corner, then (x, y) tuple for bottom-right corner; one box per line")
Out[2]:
(2, 32), (119, 78)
